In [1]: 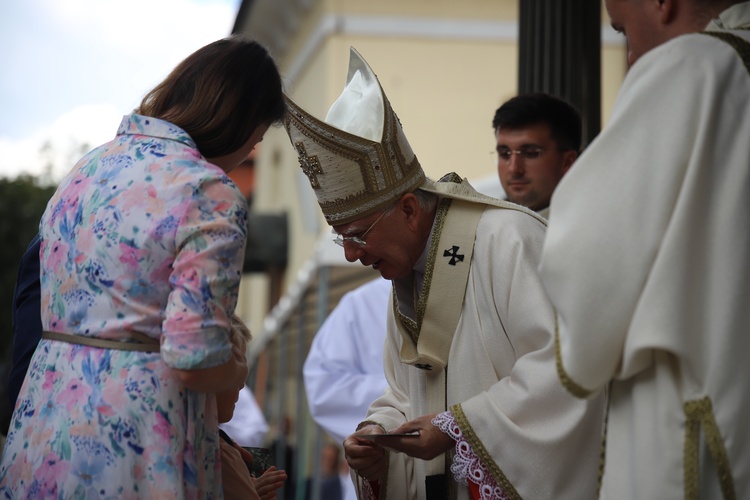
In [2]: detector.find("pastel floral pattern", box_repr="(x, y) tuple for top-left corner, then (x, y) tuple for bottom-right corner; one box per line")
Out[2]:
(0, 114), (248, 498)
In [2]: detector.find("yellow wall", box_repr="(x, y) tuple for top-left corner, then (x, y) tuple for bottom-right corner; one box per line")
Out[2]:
(240, 0), (628, 335)
(602, 45), (627, 126)
(323, 0), (517, 20)
(305, 35), (518, 181)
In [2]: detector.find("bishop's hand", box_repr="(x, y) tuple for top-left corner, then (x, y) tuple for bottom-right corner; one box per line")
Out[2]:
(386, 413), (455, 460)
(343, 425), (389, 481)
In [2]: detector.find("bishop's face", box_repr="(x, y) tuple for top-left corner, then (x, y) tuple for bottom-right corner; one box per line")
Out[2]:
(332, 196), (426, 280)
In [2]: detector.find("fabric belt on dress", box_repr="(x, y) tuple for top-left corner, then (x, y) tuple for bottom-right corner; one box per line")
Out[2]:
(41, 330), (160, 353)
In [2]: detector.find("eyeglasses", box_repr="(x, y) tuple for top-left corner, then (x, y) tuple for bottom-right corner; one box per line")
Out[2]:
(332, 210), (388, 248)
(495, 145), (546, 162)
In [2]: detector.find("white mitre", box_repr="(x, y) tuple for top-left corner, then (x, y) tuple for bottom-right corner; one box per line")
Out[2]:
(283, 47), (426, 225)
(324, 56), (384, 142)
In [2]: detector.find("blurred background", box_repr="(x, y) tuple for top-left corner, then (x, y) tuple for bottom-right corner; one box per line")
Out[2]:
(0, 0), (626, 497)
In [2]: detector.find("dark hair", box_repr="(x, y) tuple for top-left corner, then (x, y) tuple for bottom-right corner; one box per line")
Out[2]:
(492, 93), (582, 153)
(137, 35), (286, 159)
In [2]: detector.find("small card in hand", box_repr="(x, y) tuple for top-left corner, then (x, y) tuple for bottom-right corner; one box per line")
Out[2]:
(354, 432), (420, 443)
(243, 447), (273, 477)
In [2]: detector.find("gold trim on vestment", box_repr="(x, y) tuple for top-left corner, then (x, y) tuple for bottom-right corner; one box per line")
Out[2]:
(356, 420), (386, 433)
(679, 27), (747, 500)
(353, 421), (390, 500)
(683, 397), (736, 500)
(598, 382), (611, 497)
(416, 172), (463, 336)
(701, 30), (750, 76)
(417, 197), (451, 330)
(451, 404), (522, 500)
(396, 197), (452, 343)
(395, 297), (420, 346)
(553, 313), (593, 398)
(391, 176), (487, 489)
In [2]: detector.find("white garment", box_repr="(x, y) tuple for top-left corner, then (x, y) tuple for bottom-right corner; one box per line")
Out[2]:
(303, 278), (391, 500)
(220, 386), (269, 448)
(539, 4), (750, 498)
(364, 205), (604, 499)
(303, 278), (391, 444)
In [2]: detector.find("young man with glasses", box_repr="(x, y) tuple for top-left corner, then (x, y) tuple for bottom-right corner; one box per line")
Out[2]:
(285, 48), (603, 500)
(492, 93), (581, 218)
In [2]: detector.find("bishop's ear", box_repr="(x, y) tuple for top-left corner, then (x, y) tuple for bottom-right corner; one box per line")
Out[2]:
(398, 192), (423, 231)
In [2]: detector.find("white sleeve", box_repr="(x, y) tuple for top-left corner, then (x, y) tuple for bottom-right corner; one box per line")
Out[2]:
(219, 385), (269, 447)
(303, 279), (391, 443)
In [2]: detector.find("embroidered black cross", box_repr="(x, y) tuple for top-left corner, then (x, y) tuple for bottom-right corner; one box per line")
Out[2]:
(295, 142), (323, 189)
(443, 245), (464, 265)
(415, 363), (433, 371)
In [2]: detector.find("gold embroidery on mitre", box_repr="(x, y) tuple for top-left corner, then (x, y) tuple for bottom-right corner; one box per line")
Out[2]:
(284, 94), (424, 225)
(282, 51), (425, 226)
(295, 142), (323, 189)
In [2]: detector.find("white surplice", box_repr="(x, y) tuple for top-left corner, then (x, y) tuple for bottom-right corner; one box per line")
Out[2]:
(539, 4), (750, 498)
(303, 278), (391, 445)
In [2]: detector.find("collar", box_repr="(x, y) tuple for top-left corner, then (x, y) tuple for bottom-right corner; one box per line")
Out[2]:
(413, 215), (437, 276)
(116, 113), (198, 150)
(705, 1), (750, 30)
(412, 207), (439, 297)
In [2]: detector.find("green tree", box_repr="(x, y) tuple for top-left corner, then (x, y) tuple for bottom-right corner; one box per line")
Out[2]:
(0, 176), (57, 359)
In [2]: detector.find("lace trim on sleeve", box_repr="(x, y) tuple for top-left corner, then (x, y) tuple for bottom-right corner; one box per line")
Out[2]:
(432, 411), (509, 500)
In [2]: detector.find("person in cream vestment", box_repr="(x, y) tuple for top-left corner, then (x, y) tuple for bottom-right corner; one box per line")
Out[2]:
(540, 1), (750, 498)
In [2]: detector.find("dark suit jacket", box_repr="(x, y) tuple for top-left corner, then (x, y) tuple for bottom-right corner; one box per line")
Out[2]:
(2, 234), (42, 435)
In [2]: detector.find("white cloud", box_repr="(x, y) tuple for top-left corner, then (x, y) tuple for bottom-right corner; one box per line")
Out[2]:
(49, 0), (235, 52)
(0, 0), (238, 181)
(0, 104), (123, 181)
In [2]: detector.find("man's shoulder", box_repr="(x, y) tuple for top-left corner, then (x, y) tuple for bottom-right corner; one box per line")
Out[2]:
(643, 29), (749, 74)
(479, 204), (547, 228)
(472, 205), (547, 248)
(618, 29), (750, 114)
(442, 192), (547, 228)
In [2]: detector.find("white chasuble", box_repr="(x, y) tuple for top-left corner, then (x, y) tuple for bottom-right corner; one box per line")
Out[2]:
(540, 4), (750, 498)
(359, 185), (604, 499)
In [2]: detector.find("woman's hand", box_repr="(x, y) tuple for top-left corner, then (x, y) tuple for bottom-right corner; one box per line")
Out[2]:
(169, 316), (250, 393)
(252, 466), (287, 500)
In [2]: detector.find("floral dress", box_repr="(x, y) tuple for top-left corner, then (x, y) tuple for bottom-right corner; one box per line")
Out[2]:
(0, 114), (248, 499)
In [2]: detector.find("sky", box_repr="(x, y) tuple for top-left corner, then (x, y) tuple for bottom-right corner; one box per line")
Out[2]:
(0, 0), (240, 182)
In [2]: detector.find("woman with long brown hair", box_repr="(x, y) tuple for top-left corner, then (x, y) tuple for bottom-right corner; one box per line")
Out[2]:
(0, 35), (285, 497)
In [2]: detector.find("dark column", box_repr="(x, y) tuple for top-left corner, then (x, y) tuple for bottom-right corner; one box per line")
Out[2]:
(518, 0), (601, 147)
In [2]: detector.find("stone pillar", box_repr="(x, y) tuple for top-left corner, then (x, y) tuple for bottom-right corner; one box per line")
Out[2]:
(518, 0), (601, 146)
